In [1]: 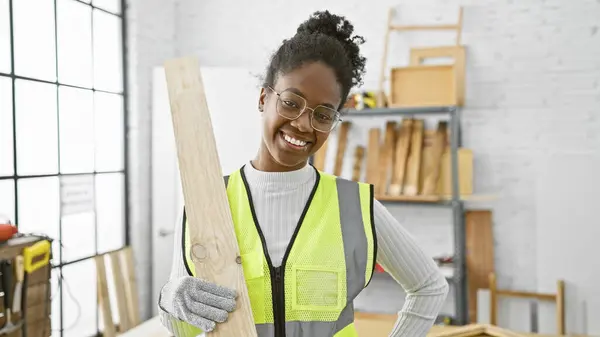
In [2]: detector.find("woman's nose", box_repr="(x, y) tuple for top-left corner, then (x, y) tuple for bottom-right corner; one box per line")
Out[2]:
(290, 109), (313, 132)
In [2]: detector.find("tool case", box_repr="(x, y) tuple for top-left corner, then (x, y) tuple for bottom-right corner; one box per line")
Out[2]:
(0, 235), (52, 337)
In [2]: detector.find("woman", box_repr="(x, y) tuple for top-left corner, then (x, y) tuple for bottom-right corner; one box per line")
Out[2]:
(159, 10), (449, 337)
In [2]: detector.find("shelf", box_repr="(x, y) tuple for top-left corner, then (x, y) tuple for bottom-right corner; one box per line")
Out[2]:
(341, 106), (456, 117)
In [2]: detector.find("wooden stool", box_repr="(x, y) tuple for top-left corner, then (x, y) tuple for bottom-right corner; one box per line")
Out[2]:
(488, 272), (565, 335)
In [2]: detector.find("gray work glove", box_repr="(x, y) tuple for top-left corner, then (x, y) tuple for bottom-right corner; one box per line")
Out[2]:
(159, 276), (237, 333)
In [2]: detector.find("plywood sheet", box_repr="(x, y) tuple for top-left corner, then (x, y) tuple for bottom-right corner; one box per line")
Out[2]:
(390, 65), (457, 107)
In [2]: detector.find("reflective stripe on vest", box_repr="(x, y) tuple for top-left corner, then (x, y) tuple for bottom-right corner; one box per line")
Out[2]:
(183, 166), (376, 337)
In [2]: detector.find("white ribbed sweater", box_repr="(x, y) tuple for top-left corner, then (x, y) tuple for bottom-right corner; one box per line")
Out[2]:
(160, 162), (449, 336)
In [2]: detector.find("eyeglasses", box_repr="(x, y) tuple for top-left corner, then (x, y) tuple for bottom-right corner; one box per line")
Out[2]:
(267, 86), (342, 133)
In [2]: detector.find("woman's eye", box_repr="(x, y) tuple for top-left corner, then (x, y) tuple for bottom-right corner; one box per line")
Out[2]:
(283, 100), (298, 108)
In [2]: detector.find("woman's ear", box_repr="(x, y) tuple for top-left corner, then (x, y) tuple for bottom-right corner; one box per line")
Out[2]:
(258, 87), (267, 112)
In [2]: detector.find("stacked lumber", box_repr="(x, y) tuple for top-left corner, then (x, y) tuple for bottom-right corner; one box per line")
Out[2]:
(313, 118), (472, 201)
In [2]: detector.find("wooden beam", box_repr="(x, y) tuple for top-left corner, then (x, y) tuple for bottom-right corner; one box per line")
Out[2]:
(163, 56), (257, 337)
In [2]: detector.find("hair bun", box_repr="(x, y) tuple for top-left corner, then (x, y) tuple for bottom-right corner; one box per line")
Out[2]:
(296, 10), (356, 44)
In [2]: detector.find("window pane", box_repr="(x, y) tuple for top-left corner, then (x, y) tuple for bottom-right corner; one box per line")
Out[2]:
(0, 179), (15, 224)
(62, 259), (97, 337)
(13, 0), (56, 81)
(59, 86), (94, 173)
(93, 0), (120, 14)
(15, 80), (59, 176)
(60, 174), (95, 262)
(17, 177), (60, 260)
(57, 0), (93, 88)
(96, 173), (124, 253)
(0, 0), (11, 73)
(94, 92), (123, 171)
(93, 10), (122, 92)
(0, 77), (13, 176)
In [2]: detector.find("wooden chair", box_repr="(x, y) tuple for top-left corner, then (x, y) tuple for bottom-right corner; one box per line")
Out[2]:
(95, 246), (141, 337)
(488, 272), (565, 335)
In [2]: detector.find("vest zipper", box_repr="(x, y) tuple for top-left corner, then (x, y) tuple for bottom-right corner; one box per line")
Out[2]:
(272, 266), (285, 337)
(239, 166), (321, 337)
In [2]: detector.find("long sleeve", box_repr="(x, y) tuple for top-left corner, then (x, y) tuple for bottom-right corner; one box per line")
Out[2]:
(373, 200), (450, 336)
(158, 210), (190, 333)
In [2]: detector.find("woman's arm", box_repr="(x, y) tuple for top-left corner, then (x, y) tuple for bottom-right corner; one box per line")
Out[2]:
(372, 200), (450, 336)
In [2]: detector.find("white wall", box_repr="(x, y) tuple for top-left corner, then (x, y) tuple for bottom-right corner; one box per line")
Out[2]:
(125, 0), (177, 320)
(127, 0), (600, 334)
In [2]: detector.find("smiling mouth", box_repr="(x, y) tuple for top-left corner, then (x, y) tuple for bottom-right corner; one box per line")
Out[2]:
(280, 131), (311, 150)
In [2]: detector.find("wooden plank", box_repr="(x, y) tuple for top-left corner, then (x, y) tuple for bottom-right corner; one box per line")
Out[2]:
(312, 139), (328, 171)
(96, 255), (116, 337)
(366, 128), (381, 186)
(403, 119), (424, 195)
(377, 121), (397, 195)
(334, 121), (351, 176)
(421, 122), (447, 195)
(163, 56), (257, 336)
(109, 251), (132, 331)
(352, 146), (365, 181)
(389, 118), (412, 195)
(409, 46), (466, 106)
(437, 148), (473, 196)
(122, 247), (141, 327)
(390, 65), (457, 107)
(466, 210), (495, 324)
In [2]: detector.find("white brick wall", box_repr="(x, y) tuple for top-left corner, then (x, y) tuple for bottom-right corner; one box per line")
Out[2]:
(128, 0), (600, 333)
(124, 0), (176, 320)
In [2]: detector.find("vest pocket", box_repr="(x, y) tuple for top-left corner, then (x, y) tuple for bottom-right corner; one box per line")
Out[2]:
(291, 265), (345, 312)
(241, 250), (267, 323)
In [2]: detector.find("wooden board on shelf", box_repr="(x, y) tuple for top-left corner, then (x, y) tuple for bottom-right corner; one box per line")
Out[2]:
(389, 118), (412, 195)
(377, 121), (397, 195)
(352, 146), (365, 181)
(403, 119), (424, 195)
(366, 128), (381, 186)
(437, 148), (473, 196)
(390, 65), (457, 107)
(409, 46), (466, 106)
(163, 56), (257, 336)
(334, 121), (351, 176)
(421, 122), (447, 195)
(465, 210), (495, 324)
(312, 138), (328, 171)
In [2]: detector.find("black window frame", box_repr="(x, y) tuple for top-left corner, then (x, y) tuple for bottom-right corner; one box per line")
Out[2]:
(0, 0), (130, 335)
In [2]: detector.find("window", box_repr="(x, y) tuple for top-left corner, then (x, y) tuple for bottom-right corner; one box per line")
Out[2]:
(0, 1), (128, 336)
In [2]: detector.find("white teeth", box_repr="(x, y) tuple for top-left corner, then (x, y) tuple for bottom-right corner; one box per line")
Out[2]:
(283, 134), (307, 147)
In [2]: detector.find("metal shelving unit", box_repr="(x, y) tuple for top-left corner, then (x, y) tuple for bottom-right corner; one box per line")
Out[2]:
(338, 105), (467, 325)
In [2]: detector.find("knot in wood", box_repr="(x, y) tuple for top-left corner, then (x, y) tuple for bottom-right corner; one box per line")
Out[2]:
(191, 244), (208, 261)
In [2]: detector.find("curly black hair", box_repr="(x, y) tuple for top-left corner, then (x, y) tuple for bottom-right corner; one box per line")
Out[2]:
(262, 10), (367, 109)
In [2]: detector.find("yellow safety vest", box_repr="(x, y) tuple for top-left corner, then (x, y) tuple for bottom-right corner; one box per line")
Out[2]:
(183, 166), (376, 337)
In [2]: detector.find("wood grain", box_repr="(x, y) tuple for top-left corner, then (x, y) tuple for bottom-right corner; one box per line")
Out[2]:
(312, 139), (328, 171)
(334, 121), (351, 176)
(109, 251), (131, 331)
(389, 119), (412, 195)
(409, 46), (466, 106)
(352, 146), (365, 181)
(403, 119), (424, 195)
(163, 56), (257, 336)
(421, 122), (447, 195)
(377, 121), (397, 195)
(96, 255), (116, 337)
(366, 128), (381, 185)
(465, 210), (494, 324)
(437, 148), (473, 196)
